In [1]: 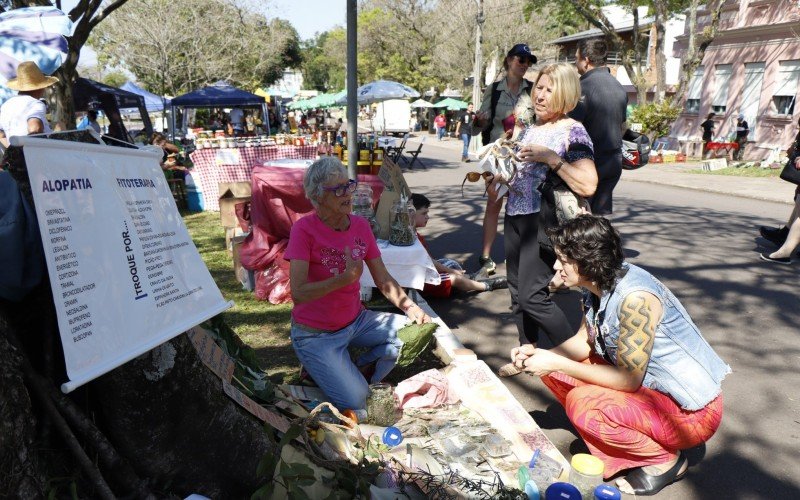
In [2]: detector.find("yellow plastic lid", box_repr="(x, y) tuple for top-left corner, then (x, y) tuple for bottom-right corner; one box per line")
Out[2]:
(571, 453), (604, 476)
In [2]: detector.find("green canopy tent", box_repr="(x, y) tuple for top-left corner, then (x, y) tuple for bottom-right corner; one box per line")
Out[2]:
(435, 97), (469, 111)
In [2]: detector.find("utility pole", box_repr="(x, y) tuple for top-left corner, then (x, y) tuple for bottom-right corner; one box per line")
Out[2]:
(472, 0), (484, 150)
(346, 0), (358, 179)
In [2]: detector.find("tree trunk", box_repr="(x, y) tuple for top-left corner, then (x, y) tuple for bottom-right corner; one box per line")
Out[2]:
(673, 0), (724, 105)
(1, 150), (279, 498)
(631, 2), (647, 104)
(654, 0), (668, 102)
(0, 318), (44, 499)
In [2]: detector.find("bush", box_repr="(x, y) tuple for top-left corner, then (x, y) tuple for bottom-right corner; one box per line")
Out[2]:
(629, 100), (682, 140)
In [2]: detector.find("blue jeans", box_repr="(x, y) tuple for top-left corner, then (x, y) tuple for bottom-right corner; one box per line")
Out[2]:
(290, 309), (407, 412)
(437, 126), (445, 140)
(461, 133), (470, 158)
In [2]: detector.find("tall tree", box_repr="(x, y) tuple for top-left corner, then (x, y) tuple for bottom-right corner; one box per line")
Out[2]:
(90, 0), (301, 97)
(1, 0), (132, 127)
(672, 0), (724, 105)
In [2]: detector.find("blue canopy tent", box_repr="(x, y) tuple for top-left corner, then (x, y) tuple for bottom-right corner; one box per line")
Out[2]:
(120, 81), (171, 112)
(169, 81), (268, 139)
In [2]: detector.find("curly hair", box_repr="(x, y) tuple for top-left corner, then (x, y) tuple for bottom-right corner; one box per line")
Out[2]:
(546, 215), (624, 292)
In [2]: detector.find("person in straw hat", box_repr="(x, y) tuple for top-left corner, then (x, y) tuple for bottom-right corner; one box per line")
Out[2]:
(0, 61), (58, 148)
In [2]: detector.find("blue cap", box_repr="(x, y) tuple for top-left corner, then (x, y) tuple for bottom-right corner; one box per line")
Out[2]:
(593, 484), (622, 499)
(507, 43), (537, 64)
(382, 426), (403, 447)
(545, 482), (581, 500)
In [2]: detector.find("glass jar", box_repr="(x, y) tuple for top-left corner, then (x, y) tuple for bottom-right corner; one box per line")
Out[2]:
(351, 184), (374, 215)
(365, 383), (397, 426)
(569, 453), (604, 499)
(389, 198), (416, 246)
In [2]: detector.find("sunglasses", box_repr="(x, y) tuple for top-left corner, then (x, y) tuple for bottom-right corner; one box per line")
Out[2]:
(461, 171), (494, 197)
(322, 179), (358, 197)
(515, 55), (533, 65)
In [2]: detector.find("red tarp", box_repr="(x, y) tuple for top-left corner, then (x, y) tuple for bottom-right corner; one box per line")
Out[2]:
(239, 164), (384, 303)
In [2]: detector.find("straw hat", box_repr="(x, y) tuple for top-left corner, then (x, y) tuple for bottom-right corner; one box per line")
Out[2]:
(6, 61), (59, 91)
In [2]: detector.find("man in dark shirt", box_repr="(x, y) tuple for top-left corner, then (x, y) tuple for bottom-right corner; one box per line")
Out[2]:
(569, 37), (628, 216)
(456, 102), (475, 162)
(734, 113), (749, 160)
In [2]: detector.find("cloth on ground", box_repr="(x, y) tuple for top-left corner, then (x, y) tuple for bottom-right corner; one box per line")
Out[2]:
(395, 368), (459, 409)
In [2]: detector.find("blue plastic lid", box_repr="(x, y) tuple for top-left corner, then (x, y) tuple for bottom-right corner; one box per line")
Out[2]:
(382, 426), (403, 447)
(545, 482), (582, 500)
(524, 480), (541, 500)
(593, 484), (622, 500)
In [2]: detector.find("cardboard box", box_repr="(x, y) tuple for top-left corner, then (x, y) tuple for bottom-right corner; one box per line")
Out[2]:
(225, 226), (246, 253)
(219, 181), (252, 228)
(231, 234), (255, 291)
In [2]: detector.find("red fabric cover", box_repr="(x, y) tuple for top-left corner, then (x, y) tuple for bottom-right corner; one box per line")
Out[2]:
(239, 164), (384, 303)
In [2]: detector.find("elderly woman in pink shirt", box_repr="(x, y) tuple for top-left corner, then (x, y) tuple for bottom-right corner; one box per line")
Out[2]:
(285, 157), (430, 418)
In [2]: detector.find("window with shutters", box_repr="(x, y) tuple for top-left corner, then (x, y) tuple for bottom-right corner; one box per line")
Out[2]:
(712, 64), (732, 114)
(772, 60), (799, 116)
(685, 66), (704, 113)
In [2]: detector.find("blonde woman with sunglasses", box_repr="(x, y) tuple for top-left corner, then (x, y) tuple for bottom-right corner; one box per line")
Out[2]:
(493, 63), (598, 377)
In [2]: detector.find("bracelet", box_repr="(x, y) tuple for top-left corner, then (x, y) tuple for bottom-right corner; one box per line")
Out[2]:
(552, 159), (565, 173)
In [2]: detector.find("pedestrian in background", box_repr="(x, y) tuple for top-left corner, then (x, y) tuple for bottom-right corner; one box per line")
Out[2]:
(570, 37), (628, 216)
(455, 102), (475, 162)
(700, 112), (715, 157)
(434, 110), (447, 141)
(0, 61), (57, 148)
(471, 43), (537, 275)
(734, 113), (748, 160)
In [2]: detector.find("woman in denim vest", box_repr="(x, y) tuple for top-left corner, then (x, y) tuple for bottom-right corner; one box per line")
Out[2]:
(512, 215), (730, 496)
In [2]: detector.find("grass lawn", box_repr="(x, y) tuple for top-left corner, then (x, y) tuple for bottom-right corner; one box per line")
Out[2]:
(182, 211), (443, 385)
(183, 211), (297, 383)
(686, 164), (783, 177)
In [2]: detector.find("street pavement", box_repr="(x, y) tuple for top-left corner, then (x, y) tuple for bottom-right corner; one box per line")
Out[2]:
(397, 133), (800, 499)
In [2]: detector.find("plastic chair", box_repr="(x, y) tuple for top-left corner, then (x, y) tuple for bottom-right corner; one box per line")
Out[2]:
(400, 136), (426, 169)
(386, 133), (409, 163)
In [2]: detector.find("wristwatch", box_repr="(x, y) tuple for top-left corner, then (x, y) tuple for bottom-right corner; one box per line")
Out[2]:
(552, 159), (565, 173)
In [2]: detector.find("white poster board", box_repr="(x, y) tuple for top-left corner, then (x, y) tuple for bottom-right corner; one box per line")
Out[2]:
(15, 136), (232, 393)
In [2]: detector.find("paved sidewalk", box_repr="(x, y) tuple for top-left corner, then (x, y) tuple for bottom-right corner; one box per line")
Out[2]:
(406, 133), (796, 206)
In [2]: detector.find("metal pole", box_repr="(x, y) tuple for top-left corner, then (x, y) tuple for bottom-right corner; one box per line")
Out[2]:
(472, 0), (484, 150)
(346, 0), (358, 178)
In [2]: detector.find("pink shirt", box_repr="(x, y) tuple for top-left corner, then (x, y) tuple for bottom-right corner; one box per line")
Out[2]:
(284, 213), (380, 330)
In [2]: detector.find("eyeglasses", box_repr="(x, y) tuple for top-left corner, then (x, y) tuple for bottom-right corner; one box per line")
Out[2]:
(461, 171), (494, 197)
(516, 56), (533, 65)
(322, 179), (358, 197)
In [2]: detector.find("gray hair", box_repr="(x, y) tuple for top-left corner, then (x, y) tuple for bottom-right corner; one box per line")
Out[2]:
(304, 156), (348, 207)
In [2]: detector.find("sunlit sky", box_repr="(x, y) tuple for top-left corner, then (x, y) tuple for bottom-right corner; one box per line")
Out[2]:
(60, 0), (347, 68)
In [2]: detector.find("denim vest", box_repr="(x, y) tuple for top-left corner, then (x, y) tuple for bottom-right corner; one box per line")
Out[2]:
(586, 263), (730, 411)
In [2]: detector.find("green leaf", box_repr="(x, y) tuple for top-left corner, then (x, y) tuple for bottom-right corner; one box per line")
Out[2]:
(256, 453), (279, 478)
(396, 322), (438, 367)
(278, 423), (304, 448)
(250, 484), (274, 500)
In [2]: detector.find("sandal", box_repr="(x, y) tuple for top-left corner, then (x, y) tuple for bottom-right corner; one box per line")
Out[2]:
(498, 362), (523, 377)
(624, 452), (688, 496)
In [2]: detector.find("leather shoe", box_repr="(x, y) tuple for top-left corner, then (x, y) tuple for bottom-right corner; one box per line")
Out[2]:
(624, 452), (688, 496)
(760, 253), (791, 264)
(760, 225), (788, 246)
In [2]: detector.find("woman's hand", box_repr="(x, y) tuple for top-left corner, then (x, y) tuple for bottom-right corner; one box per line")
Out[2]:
(404, 304), (431, 324)
(340, 246), (363, 285)
(518, 144), (558, 165)
(511, 344), (536, 368)
(794, 156), (800, 170)
(522, 348), (565, 376)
